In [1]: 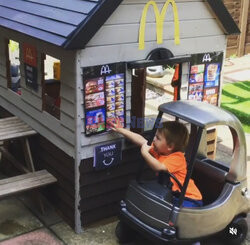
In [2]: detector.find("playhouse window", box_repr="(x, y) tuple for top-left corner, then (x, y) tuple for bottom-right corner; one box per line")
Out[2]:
(42, 54), (61, 120)
(7, 40), (21, 95)
(131, 63), (187, 133)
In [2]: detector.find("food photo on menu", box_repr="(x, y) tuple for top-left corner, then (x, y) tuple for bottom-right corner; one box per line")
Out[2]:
(204, 63), (221, 87)
(85, 92), (105, 109)
(189, 73), (204, 83)
(188, 83), (204, 101)
(85, 77), (104, 95)
(85, 108), (106, 135)
(190, 64), (205, 74)
(203, 87), (218, 105)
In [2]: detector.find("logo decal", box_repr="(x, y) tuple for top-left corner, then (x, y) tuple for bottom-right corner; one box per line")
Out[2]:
(202, 53), (212, 62)
(139, 0), (180, 50)
(100, 65), (112, 75)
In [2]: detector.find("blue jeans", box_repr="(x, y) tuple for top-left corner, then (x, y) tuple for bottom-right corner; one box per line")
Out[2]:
(173, 196), (203, 207)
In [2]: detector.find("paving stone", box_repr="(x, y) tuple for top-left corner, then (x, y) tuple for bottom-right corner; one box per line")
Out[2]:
(51, 221), (119, 245)
(0, 198), (42, 241)
(18, 194), (62, 227)
(0, 228), (63, 245)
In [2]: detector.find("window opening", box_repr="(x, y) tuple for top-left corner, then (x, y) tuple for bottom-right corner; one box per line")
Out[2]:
(7, 40), (21, 95)
(42, 54), (61, 119)
(131, 63), (184, 132)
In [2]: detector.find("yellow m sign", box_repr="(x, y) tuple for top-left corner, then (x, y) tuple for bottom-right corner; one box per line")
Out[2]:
(139, 0), (180, 50)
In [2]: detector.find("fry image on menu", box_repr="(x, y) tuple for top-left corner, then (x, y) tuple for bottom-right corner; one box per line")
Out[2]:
(188, 82), (203, 101)
(85, 108), (106, 135)
(106, 73), (125, 129)
(204, 63), (221, 88)
(203, 87), (218, 105)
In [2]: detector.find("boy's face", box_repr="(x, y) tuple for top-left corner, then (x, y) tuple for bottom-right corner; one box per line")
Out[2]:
(153, 130), (173, 155)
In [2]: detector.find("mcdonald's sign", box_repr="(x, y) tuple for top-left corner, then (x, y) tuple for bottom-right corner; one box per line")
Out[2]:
(139, 0), (180, 50)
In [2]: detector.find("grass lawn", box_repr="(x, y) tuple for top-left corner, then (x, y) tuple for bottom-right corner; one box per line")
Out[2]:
(221, 81), (250, 133)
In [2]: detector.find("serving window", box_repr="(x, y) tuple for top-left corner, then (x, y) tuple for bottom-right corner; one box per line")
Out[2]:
(82, 62), (126, 136)
(130, 62), (186, 133)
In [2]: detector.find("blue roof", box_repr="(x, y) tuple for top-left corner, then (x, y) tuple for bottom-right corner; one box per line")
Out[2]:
(0, 0), (239, 50)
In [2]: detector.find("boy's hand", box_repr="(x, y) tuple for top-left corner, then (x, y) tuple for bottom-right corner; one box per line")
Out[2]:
(141, 141), (151, 156)
(107, 117), (123, 132)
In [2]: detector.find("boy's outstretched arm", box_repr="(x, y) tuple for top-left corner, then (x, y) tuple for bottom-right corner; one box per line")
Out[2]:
(108, 118), (147, 146)
(141, 142), (167, 172)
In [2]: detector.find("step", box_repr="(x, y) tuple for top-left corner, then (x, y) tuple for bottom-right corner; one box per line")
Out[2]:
(0, 170), (57, 198)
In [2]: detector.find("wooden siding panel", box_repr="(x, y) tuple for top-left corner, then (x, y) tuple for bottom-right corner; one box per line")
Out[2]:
(0, 63), (7, 78)
(81, 35), (226, 67)
(61, 112), (75, 132)
(88, 19), (222, 47)
(33, 135), (75, 229)
(21, 87), (42, 111)
(0, 90), (75, 156)
(79, 147), (154, 226)
(0, 33), (76, 153)
(106, 2), (209, 25)
(60, 98), (74, 118)
(61, 84), (75, 104)
(0, 73), (7, 88)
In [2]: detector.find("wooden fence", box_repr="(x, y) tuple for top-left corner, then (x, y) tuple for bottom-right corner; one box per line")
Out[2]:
(223, 0), (250, 57)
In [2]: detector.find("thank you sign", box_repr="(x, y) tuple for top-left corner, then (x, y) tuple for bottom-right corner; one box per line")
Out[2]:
(94, 141), (122, 170)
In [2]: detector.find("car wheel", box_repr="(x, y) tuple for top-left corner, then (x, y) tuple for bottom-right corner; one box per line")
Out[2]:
(115, 221), (136, 243)
(223, 217), (248, 245)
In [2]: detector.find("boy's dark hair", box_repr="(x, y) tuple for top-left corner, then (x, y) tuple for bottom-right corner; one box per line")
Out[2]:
(158, 121), (189, 153)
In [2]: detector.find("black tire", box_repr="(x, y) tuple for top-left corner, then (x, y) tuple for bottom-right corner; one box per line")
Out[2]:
(115, 221), (136, 243)
(223, 216), (248, 245)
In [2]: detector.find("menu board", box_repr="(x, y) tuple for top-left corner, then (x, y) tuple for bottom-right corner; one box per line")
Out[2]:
(82, 62), (126, 136)
(188, 52), (223, 105)
(23, 43), (38, 91)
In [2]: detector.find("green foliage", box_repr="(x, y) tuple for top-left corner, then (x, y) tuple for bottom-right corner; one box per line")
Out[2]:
(221, 81), (250, 133)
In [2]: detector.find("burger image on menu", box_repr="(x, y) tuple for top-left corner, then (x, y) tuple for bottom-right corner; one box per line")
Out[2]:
(85, 92), (105, 109)
(85, 77), (104, 95)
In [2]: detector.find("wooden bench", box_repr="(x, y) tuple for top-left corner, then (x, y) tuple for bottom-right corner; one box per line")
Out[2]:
(0, 170), (57, 198)
(0, 116), (57, 210)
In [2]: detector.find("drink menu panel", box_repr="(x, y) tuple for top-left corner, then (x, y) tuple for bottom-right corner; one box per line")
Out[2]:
(82, 63), (126, 136)
(188, 52), (223, 105)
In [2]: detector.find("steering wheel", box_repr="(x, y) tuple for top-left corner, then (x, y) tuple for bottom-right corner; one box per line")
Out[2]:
(158, 170), (183, 192)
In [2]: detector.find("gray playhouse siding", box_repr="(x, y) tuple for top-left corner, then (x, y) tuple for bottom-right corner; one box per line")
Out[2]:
(0, 32), (76, 157)
(78, 0), (227, 159)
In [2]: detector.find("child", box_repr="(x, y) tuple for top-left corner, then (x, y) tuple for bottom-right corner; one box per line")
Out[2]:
(109, 118), (203, 208)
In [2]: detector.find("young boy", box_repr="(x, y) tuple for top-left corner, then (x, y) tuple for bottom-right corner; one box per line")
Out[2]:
(109, 118), (202, 208)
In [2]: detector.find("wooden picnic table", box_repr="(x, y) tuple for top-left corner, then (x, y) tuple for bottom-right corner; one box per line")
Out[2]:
(0, 116), (56, 203)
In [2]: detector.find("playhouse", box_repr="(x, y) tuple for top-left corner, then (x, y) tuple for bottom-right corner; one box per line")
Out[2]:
(0, 0), (239, 233)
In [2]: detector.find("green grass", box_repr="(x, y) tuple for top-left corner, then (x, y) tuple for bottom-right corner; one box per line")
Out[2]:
(221, 81), (250, 133)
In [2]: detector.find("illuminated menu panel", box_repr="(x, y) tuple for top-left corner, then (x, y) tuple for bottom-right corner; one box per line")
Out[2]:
(82, 63), (126, 136)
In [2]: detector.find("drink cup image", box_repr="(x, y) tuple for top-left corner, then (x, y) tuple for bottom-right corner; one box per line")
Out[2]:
(207, 64), (218, 81)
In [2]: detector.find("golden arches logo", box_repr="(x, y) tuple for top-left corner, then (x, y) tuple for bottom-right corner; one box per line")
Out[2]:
(139, 0), (180, 50)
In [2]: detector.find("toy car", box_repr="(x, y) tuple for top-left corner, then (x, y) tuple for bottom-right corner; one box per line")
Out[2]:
(116, 100), (250, 245)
